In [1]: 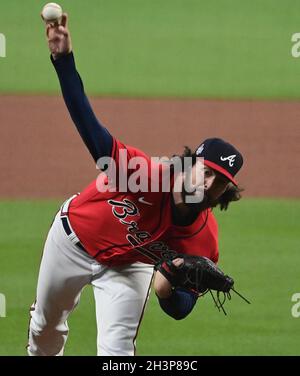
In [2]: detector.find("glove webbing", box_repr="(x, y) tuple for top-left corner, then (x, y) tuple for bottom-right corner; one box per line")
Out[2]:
(133, 244), (251, 315)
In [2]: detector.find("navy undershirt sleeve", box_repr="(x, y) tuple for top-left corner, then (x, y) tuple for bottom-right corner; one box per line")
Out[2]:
(51, 52), (113, 162)
(157, 288), (198, 320)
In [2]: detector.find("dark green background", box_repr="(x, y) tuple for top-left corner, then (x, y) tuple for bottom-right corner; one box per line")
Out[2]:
(1, 0), (300, 98)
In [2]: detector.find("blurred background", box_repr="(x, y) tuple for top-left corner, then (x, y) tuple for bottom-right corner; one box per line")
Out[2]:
(0, 0), (299, 355)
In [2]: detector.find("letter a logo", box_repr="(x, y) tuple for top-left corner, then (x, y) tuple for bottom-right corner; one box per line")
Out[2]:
(220, 154), (236, 167)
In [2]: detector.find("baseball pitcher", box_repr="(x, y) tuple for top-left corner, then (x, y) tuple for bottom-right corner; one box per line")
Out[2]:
(27, 13), (245, 356)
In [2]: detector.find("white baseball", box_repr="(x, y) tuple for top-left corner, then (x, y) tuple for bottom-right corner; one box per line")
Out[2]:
(42, 3), (63, 23)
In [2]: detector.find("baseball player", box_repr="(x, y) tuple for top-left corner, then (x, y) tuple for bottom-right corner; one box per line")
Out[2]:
(27, 13), (244, 356)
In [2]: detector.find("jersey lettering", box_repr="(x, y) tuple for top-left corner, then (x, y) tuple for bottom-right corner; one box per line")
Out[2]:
(108, 199), (139, 219)
(108, 198), (152, 247)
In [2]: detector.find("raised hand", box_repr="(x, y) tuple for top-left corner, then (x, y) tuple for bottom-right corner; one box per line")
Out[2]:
(43, 13), (72, 60)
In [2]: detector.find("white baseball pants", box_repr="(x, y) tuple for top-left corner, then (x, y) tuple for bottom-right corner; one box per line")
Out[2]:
(27, 211), (154, 356)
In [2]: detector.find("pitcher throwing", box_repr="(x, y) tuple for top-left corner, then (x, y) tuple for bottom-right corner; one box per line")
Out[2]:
(27, 13), (244, 356)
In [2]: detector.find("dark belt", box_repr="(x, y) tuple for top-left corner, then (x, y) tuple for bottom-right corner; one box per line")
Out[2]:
(61, 216), (86, 252)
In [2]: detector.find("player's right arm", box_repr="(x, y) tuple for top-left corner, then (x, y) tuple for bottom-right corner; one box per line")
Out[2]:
(45, 13), (113, 162)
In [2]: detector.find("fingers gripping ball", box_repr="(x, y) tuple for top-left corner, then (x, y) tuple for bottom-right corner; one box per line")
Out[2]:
(42, 3), (63, 24)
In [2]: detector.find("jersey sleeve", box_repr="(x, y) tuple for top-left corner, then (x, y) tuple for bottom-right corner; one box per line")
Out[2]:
(156, 288), (198, 320)
(209, 211), (219, 264)
(52, 52), (113, 162)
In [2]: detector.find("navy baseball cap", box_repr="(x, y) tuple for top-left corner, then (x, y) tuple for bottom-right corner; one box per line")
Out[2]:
(195, 138), (243, 185)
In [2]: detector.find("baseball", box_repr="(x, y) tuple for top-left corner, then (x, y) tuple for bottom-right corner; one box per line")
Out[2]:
(42, 2), (63, 23)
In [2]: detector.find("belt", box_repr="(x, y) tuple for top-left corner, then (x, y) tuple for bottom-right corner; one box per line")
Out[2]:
(60, 195), (86, 252)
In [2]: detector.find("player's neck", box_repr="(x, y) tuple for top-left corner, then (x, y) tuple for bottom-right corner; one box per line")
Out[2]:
(171, 171), (210, 226)
(171, 192), (205, 226)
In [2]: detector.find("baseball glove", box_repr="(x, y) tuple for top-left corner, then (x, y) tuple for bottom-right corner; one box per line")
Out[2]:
(154, 253), (250, 314)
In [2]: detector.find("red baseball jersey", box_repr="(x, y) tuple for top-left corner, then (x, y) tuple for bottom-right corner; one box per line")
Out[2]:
(68, 138), (219, 266)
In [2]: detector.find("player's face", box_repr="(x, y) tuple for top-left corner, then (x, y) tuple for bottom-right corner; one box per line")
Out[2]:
(176, 163), (231, 217)
(203, 166), (230, 201)
(183, 164), (230, 210)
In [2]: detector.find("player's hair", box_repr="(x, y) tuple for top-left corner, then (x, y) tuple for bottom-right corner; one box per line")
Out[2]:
(176, 146), (243, 211)
(217, 183), (243, 211)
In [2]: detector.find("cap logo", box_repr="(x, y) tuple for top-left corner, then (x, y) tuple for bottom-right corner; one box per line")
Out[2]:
(196, 144), (204, 155)
(220, 154), (236, 167)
